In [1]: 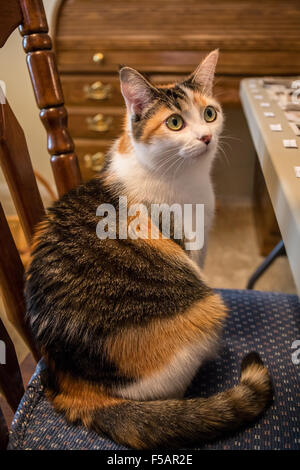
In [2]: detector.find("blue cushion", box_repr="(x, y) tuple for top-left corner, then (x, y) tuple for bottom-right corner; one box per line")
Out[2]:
(8, 289), (300, 450)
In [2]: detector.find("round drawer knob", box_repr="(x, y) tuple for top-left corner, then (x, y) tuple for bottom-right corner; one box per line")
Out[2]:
(93, 52), (104, 64)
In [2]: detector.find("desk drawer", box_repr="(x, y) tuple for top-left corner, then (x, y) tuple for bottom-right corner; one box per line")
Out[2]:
(62, 74), (242, 108)
(57, 50), (209, 73)
(62, 74), (185, 108)
(62, 75), (123, 107)
(76, 138), (112, 181)
(58, 49), (300, 75)
(68, 107), (124, 139)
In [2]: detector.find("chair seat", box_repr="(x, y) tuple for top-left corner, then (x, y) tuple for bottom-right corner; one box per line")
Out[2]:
(8, 289), (300, 450)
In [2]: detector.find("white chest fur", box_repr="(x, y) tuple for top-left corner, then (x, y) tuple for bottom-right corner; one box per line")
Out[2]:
(110, 148), (215, 265)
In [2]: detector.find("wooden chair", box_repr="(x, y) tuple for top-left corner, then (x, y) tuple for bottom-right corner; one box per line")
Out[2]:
(0, 0), (82, 448)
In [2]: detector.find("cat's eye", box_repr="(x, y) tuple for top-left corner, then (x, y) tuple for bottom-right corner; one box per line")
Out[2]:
(204, 106), (217, 122)
(166, 114), (184, 131)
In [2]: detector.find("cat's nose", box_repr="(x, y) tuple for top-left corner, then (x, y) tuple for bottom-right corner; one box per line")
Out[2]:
(199, 134), (212, 145)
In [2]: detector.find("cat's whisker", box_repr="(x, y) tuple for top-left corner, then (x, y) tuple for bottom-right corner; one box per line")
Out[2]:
(219, 134), (243, 143)
(217, 143), (230, 166)
(152, 152), (180, 175)
(158, 149), (186, 179)
(173, 154), (187, 180)
(218, 139), (233, 152)
(151, 145), (192, 177)
(151, 159), (179, 178)
(161, 155), (183, 179)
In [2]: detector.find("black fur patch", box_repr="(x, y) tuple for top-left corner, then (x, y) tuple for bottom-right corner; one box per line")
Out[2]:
(131, 85), (188, 141)
(241, 351), (264, 373)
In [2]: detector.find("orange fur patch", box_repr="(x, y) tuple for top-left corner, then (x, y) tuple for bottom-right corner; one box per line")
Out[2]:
(122, 206), (202, 274)
(118, 132), (132, 155)
(145, 235), (186, 265)
(193, 93), (207, 107)
(140, 107), (169, 142)
(106, 293), (227, 378)
(50, 371), (124, 426)
(158, 83), (176, 89)
(126, 210), (187, 261)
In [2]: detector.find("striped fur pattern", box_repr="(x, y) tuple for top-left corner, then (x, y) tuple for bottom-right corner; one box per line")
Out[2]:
(25, 51), (273, 449)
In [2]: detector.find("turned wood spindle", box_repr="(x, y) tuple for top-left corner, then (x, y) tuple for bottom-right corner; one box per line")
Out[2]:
(19, 0), (82, 197)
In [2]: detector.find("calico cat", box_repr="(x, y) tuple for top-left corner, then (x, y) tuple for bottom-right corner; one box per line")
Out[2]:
(26, 50), (272, 449)
(112, 50), (223, 267)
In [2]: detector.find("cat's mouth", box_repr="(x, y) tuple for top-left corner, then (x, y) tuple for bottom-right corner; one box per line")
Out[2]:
(178, 141), (214, 160)
(196, 145), (210, 157)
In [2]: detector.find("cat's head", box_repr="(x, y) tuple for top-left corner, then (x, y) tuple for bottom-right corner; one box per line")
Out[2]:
(119, 49), (223, 175)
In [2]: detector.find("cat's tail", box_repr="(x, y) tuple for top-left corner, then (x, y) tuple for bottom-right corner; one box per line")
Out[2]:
(62, 351), (272, 449)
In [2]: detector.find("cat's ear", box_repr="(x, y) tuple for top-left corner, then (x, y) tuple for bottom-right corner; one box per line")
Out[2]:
(119, 67), (157, 116)
(188, 49), (219, 95)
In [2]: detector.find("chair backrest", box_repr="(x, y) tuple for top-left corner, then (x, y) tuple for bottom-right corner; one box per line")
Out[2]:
(0, 0), (82, 447)
(0, 0), (82, 196)
(0, 312), (24, 449)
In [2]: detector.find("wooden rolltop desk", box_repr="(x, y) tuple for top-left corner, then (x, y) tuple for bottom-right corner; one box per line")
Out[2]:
(53, 0), (300, 181)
